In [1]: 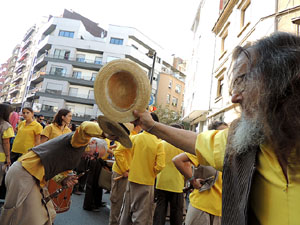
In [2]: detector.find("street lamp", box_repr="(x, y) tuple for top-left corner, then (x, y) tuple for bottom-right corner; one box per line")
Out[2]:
(146, 49), (157, 85)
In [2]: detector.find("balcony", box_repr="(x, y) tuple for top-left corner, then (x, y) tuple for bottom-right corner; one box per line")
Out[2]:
(12, 74), (23, 83)
(35, 89), (95, 105)
(30, 70), (94, 87)
(34, 53), (103, 71)
(26, 87), (40, 100)
(31, 71), (46, 84)
(4, 77), (12, 84)
(18, 51), (29, 63)
(14, 62), (26, 73)
(21, 40), (32, 52)
(34, 53), (48, 70)
(23, 26), (35, 42)
(8, 85), (21, 95)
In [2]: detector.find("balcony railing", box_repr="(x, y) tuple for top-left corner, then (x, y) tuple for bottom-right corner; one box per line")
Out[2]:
(46, 54), (103, 65)
(8, 85), (21, 94)
(38, 89), (94, 100)
(48, 71), (95, 81)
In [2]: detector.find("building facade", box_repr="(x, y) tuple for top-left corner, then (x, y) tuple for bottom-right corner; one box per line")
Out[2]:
(0, 45), (20, 103)
(184, 0), (300, 131)
(0, 9), (184, 122)
(156, 71), (185, 113)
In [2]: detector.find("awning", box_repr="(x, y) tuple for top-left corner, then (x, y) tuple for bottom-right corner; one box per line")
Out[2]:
(182, 110), (208, 124)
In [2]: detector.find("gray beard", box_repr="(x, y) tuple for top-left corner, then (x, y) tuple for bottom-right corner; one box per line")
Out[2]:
(231, 114), (265, 154)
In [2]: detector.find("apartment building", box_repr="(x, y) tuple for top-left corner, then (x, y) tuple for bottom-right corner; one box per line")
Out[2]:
(182, 0), (220, 132)
(156, 68), (185, 113)
(0, 63), (8, 94)
(12, 9), (180, 122)
(9, 26), (36, 108)
(184, 0), (300, 131)
(0, 45), (20, 103)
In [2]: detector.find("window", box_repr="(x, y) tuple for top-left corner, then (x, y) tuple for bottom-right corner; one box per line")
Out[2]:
(58, 30), (74, 38)
(45, 82), (63, 95)
(91, 73), (97, 81)
(107, 56), (120, 63)
(168, 80), (172, 89)
(73, 71), (82, 79)
(76, 54), (85, 62)
(221, 31), (228, 54)
(88, 90), (94, 99)
(110, 38), (124, 45)
(41, 105), (55, 112)
(172, 97), (178, 107)
(175, 84), (181, 94)
(69, 88), (78, 97)
(54, 49), (70, 60)
(156, 57), (161, 63)
(240, 0), (251, 28)
(94, 57), (102, 64)
(217, 76), (224, 97)
(166, 94), (171, 104)
(49, 66), (66, 76)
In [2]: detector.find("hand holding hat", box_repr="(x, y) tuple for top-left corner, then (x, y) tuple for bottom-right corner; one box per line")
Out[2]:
(94, 59), (151, 123)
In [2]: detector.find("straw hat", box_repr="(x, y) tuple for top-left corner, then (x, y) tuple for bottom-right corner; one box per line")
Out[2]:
(94, 59), (151, 123)
(97, 115), (132, 148)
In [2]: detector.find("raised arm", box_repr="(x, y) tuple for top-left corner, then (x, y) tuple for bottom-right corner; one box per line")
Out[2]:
(133, 110), (197, 154)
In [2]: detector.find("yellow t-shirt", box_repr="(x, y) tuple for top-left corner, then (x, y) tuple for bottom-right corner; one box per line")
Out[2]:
(124, 131), (165, 186)
(112, 132), (138, 175)
(185, 152), (222, 216)
(12, 120), (43, 154)
(195, 128), (300, 224)
(0, 126), (15, 162)
(41, 123), (72, 140)
(155, 141), (185, 193)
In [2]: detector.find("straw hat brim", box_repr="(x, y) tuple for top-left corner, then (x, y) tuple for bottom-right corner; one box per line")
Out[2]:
(94, 59), (151, 123)
(97, 116), (132, 148)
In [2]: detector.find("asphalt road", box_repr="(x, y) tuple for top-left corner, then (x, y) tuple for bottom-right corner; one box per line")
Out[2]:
(54, 192), (111, 225)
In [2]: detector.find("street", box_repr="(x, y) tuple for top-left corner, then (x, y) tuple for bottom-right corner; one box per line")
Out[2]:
(54, 192), (173, 225)
(54, 192), (111, 225)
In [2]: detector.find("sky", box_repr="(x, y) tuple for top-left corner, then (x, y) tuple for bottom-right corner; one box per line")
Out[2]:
(0, 0), (200, 64)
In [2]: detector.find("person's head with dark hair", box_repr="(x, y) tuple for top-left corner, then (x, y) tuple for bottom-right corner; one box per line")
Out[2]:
(150, 112), (159, 122)
(53, 109), (72, 127)
(0, 103), (13, 123)
(208, 121), (228, 131)
(36, 114), (45, 123)
(69, 123), (77, 132)
(22, 107), (34, 123)
(90, 118), (97, 122)
(229, 32), (300, 163)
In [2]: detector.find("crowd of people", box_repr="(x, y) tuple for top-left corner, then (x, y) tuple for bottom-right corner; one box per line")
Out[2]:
(0, 31), (299, 225)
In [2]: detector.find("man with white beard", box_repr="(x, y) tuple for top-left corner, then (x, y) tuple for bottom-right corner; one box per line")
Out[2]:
(133, 32), (300, 225)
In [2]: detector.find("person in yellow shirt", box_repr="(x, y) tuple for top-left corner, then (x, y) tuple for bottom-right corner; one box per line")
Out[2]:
(0, 104), (15, 183)
(172, 121), (228, 225)
(153, 123), (189, 225)
(109, 123), (141, 225)
(0, 119), (130, 225)
(40, 108), (72, 143)
(11, 107), (43, 162)
(133, 32), (300, 225)
(119, 113), (165, 225)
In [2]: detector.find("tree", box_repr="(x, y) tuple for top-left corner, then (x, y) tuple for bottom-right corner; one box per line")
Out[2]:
(153, 105), (182, 125)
